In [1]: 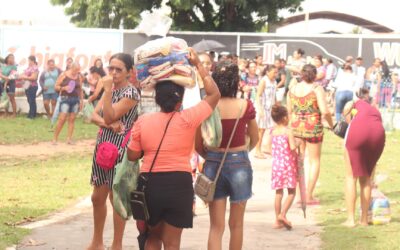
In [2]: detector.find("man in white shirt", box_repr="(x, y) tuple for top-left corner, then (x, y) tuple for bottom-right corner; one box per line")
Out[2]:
(353, 57), (366, 93)
(324, 58), (337, 86)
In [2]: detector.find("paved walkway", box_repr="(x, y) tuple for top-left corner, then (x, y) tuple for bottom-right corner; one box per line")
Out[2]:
(17, 156), (321, 250)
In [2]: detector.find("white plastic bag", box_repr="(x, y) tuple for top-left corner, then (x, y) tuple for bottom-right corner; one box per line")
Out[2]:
(137, 11), (173, 37)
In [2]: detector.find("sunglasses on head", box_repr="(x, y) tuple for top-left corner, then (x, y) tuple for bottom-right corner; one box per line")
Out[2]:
(107, 66), (124, 73)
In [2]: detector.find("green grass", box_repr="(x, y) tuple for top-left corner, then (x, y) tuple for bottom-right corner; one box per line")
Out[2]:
(318, 131), (400, 250)
(0, 115), (97, 144)
(0, 153), (92, 249)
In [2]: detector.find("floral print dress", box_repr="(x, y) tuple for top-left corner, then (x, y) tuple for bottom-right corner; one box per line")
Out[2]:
(271, 132), (298, 190)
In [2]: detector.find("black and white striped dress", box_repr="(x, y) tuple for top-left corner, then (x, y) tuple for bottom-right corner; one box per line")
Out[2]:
(90, 85), (140, 189)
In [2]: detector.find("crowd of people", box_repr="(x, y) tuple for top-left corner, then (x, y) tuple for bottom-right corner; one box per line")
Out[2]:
(0, 45), (388, 249)
(0, 55), (111, 144)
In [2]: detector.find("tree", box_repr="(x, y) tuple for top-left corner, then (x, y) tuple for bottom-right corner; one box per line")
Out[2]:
(51, 0), (304, 31)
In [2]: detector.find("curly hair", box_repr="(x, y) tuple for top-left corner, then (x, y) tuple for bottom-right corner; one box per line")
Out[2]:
(212, 61), (239, 97)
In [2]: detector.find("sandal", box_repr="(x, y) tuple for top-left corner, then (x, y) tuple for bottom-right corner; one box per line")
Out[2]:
(306, 199), (320, 205)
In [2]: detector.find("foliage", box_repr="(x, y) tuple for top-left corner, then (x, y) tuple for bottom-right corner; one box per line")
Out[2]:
(50, 0), (157, 29)
(0, 153), (92, 248)
(317, 131), (400, 250)
(50, 0), (304, 31)
(351, 26), (363, 34)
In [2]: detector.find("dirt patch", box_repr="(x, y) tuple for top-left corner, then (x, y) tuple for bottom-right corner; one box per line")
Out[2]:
(0, 139), (96, 159)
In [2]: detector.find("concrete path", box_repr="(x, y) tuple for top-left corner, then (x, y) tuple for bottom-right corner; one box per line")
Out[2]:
(17, 156), (321, 250)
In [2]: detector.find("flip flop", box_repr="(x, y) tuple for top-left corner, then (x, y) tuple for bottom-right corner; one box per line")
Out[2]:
(306, 199), (320, 205)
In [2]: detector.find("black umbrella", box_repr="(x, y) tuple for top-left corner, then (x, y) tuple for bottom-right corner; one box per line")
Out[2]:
(192, 39), (226, 52)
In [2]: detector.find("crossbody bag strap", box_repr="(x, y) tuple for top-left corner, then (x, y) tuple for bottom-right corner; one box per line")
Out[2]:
(148, 112), (176, 174)
(213, 101), (245, 181)
(121, 129), (131, 148)
(98, 127), (131, 147)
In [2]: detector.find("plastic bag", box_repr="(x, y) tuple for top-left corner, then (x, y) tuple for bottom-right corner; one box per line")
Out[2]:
(367, 188), (391, 225)
(0, 91), (10, 110)
(82, 102), (94, 123)
(137, 11), (172, 37)
(201, 108), (222, 148)
(51, 96), (61, 125)
(112, 151), (140, 220)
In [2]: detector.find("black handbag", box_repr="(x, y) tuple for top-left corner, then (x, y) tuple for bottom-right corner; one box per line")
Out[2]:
(332, 103), (354, 139)
(332, 119), (349, 139)
(130, 112), (175, 221)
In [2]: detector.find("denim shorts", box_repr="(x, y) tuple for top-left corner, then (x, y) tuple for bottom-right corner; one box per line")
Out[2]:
(43, 92), (58, 100)
(5, 80), (16, 94)
(59, 96), (79, 113)
(203, 151), (253, 203)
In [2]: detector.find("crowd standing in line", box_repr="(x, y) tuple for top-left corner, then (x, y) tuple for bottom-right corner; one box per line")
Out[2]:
(0, 43), (393, 249)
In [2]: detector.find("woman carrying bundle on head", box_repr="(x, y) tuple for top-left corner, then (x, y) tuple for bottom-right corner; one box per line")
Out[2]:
(127, 48), (220, 250)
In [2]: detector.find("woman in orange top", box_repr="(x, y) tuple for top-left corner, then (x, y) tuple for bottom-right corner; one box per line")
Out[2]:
(127, 48), (220, 250)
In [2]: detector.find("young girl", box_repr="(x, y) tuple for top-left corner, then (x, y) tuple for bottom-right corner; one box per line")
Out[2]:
(255, 65), (277, 158)
(266, 104), (298, 230)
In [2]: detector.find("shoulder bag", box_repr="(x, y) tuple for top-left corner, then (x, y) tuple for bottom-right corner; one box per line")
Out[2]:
(194, 101), (244, 202)
(96, 129), (131, 170)
(130, 112), (175, 221)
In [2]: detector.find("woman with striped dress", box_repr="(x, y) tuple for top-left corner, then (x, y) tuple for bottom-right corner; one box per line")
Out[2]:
(87, 53), (140, 250)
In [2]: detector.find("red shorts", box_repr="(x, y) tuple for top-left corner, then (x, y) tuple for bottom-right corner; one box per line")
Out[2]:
(297, 136), (323, 144)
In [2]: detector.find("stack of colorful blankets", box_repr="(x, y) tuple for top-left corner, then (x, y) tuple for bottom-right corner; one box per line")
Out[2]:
(134, 37), (196, 90)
